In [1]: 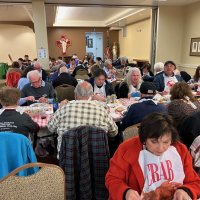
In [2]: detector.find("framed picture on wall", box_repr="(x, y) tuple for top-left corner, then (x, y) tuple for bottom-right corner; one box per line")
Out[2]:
(190, 38), (200, 56)
(87, 38), (93, 48)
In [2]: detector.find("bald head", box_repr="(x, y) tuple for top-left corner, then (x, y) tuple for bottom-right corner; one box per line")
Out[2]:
(74, 81), (93, 100)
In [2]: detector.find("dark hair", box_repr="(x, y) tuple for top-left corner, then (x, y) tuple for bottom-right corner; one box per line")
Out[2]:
(90, 64), (100, 77)
(164, 60), (176, 69)
(18, 58), (24, 61)
(12, 61), (20, 68)
(139, 112), (179, 144)
(0, 87), (21, 106)
(93, 68), (107, 79)
(21, 66), (34, 78)
(141, 63), (151, 71)
(170, 82), (195, 101)
(24, 55), (29, 57)
(193, 66), (200, 82)
(96, 57), (102, 61)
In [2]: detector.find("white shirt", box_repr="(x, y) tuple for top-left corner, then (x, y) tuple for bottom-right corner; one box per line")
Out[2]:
(138, 146), (185, 192)
(163, 73), (178, 92)
(94, 82), (106, 97)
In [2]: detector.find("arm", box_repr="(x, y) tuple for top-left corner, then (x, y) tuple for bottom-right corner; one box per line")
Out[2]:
(177, 143), (200, 199)
(153, 75), (164, 92)
(106, 113), (118, 137)
(105, 147), (140, 200)
(47, 112), (59, 133)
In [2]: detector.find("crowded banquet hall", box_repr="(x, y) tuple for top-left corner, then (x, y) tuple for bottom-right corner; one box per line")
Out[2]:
(0, 0), (200, 199)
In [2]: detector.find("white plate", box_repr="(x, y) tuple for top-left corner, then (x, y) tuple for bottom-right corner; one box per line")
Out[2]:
(30, 103), (49, 108)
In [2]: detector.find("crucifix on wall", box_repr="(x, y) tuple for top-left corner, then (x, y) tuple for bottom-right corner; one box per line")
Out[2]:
(56, 35), (72, 55)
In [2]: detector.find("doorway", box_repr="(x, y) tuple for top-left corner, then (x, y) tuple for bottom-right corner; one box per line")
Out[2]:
(85, 32), (103, 60)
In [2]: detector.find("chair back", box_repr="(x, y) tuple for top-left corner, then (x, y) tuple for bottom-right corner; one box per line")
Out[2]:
(123, 123), (140, 141)
(0, 163), (66, 200)
(55, 84), (75, 102)
(0, 132), (38, 179)
(59, 126), (110, 200)
(76, 69), (88, 76)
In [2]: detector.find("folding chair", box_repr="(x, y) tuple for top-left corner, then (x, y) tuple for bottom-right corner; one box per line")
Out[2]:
(0, 163), (65, 200)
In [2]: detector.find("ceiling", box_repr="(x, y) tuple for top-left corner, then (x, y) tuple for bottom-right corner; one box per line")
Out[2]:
(0, 0), (199, 28)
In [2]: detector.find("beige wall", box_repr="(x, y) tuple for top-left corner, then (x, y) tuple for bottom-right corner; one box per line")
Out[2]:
(156, 6), (184, 64)
(47, 27), (119, 60)
(156, 2), (200, 76)
(180, 1), (200, 74)
(0, 24), (37, 64)
(118, 18), (151, 62)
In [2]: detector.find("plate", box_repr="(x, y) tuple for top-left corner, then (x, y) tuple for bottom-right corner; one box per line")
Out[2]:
(30, 103), (49, 108)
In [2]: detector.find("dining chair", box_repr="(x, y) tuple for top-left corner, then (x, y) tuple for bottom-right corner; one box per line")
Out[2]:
(123, 123), (140, 141)
(0, 132), (38, 179)
(59, 126), (110, 200)
(0, 162), (65, 200)
(55, 84), (75, 102)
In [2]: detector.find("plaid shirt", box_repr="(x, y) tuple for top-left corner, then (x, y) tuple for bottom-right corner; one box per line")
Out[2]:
(59, 126), (110, 199)
(48, 100), (118, 153)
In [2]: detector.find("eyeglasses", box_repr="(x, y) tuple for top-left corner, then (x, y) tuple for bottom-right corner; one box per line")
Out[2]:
(30, 77), (41, 84)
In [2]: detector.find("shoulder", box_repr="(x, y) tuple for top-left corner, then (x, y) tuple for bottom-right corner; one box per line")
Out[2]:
(172, 142), (189, 157)
(116, 137), (142, 161)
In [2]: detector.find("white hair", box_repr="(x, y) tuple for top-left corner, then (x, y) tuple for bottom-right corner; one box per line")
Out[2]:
(125, 67), (142, 86)
(104, 59), (112, 67)
(74, 81), (93, 98)
(154, 62), (164, 74)
(27, 70), (41, 80)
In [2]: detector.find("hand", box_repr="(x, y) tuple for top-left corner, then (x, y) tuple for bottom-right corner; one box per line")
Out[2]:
(162, 90), (169, 95)
(173, 189), (192, 200)
(38, 97), (48, 103)
(26, 96), (35, 102)
(59, 99), (68, 108)
(125, 189), (142, 200)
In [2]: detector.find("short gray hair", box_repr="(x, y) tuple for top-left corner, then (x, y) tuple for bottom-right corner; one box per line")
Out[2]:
(74, 81), (93, 98)
(27, 70), (41, 80)
(104, 59), (112, 67)
(154, 62), (164, 74)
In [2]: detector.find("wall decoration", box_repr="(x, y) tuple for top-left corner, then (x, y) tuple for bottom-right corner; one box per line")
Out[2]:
(87, 38), (93, 48)
(56, 35), (72, 55)
(38, 47), (47, 59)
(190, 38), (200, 56)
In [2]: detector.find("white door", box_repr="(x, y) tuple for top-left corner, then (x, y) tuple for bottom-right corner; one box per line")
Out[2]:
(86, 32), (103, 60)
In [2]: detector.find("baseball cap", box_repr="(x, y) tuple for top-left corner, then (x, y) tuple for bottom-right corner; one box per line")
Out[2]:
(140, 82), (156, 94)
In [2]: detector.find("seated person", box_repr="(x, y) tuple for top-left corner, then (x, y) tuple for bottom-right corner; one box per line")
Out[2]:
(88, 68), (114, 101)
(121, 82), (167, 130)
(52, 64), (78, 88)
(115, 67), (142, 98)
(6, 61), (22, 88)
(33, 61), (47, 81)
(48, 81), (118, 157)
(106, 112), (200, 200)
(154, 62), (164, 75)
(168, 82), (200, 130)
(20, 70), (55, 106)
(153, 60), (183, 93)
(0, 87), (39, 137)
(17, 66), (34, 90)
(141, 63), (154, 82)
(103, 59), (117, 80)
(187, 66), (200, 91)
